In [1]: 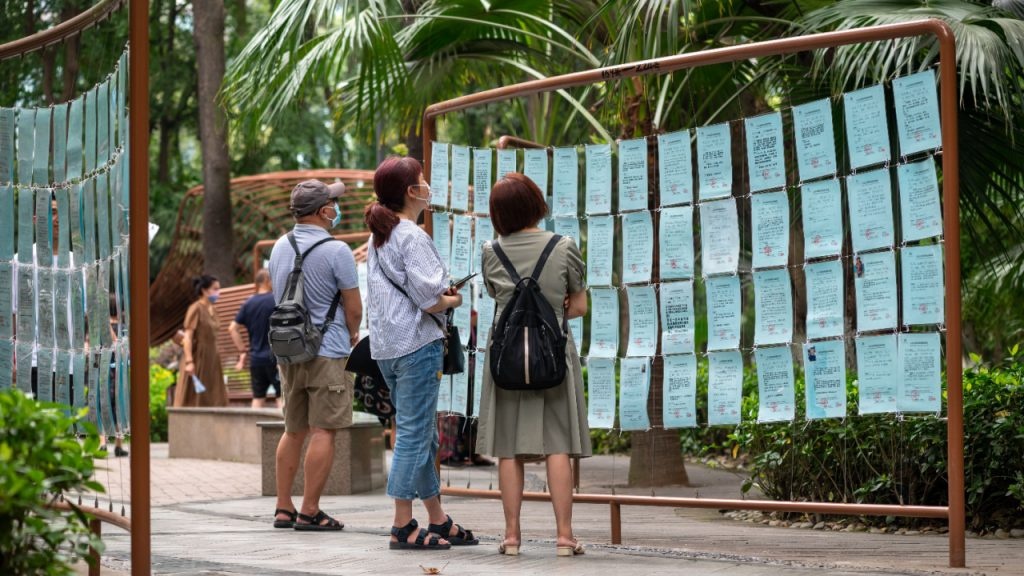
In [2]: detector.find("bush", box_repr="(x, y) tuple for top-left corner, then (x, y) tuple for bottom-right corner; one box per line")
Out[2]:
(149, 364), (176, 442)
(0, 390), (106, 575)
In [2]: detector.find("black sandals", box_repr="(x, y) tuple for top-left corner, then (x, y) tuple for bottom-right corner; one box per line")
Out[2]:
(293, 510), (345, 531)
(390, 519), (452, 550)
(428, 514), (479, 546)
(272, 508), (297, 529)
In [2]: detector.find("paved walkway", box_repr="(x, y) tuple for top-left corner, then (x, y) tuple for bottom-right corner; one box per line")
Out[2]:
(85, 445), (1024, 575)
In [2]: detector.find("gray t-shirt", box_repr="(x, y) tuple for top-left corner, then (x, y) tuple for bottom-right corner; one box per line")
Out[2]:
(268, 224), (359, 358)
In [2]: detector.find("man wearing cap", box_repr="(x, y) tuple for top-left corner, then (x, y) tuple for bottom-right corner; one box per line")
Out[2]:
(267, 179), (362, 531)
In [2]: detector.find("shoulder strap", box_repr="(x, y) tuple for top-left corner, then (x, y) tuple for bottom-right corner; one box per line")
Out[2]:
(375, 255), (445, 330)
(491, 234), (562, 284)
(529, 235), (563, 280)
(287, 232), (337, 270)
(322, 291), (342, 333)
(490, 241), (520, 284)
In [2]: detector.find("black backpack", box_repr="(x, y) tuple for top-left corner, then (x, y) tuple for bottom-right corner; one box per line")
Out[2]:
(267, 233), (341, 365)
(489, 234), (567, 391)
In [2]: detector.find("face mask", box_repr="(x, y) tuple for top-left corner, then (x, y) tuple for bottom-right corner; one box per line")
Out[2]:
(411, 185), (432, 205)
(207, 294), (220, 304)
(324, 202), (341, 228)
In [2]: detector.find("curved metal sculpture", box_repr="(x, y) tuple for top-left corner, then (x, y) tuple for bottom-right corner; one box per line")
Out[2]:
(150, 169), (375, 345)
(0, 0), (123, 60)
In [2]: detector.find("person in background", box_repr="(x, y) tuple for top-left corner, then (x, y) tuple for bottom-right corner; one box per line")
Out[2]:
(174, 274), (228, 407)
(477, 173), (590, 557)
(229, 269), (281, 409)
(103, 294), (128, 457)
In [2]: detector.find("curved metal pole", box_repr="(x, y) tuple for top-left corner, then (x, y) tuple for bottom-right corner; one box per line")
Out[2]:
(0, 0), (124, 61)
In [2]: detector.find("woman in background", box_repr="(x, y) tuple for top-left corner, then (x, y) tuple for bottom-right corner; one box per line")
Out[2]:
(173, 274), (227, 407)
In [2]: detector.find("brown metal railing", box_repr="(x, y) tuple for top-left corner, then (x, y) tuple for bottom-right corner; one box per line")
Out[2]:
(423, 19), (964, 568)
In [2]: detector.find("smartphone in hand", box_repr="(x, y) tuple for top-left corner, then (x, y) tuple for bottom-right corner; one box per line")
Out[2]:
(451, 272), (478, 289)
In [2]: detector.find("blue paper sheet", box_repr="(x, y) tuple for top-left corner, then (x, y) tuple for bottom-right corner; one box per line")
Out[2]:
(659, 206), (694, 280)
(523, 148), (549, 197)
(706, 274), (741, 351)
(901, 244), (944, 326)
(658, 130), (693, 207)
(588, 288), (619, 358)
(53, 103), (67, 184)
(67, 98), (83, 181)
(473, 216), (494, 275)
(450, 214), (473, 279)
(663, 353), (698, 428)
(751, 191), (789, 269)
(697, 123), (732, 200)
(586, 357), (616, 429)
(745, 112), (786, 192)
(450, 145), (470, 212)
(897, 158), (942, 242)
(847, 168), (895, 253)
(586, 215), (615, 287)
(801, 179), (844, 259)
(699, 198), (740, 276)
(854, 250), (898, 332)
(553, 217), (580, 245)
(0, 108), (14, 183)
(856, 334), (898, 414)
(792, 98), (838, 182)
(708, 350), (743, 426)
(619, 357), (651, 431)
(17, 108), (34, 185)
(897, 332), (941, 413)
(429, 142), (449, 209)
(753, 268), (793, 346)
(805, 259), (845, 340)
(552, 147), (579, 217)
(497, 148), (517, 180)
(432, 212), (451, 269)
(660, 280), (694, 355)
(33, 108), (51, 185)
(450, 351), (470, 416)
(0, 340), (11, 391)
(585, 144), (612, 215)
(891, 69), (942, 156)
(804, 339), (847, 419)
(472, 349), (485, 417)
(622, 211), (653, 284)
(569, 316), (583, 355)
(471, 146), (491, 212)
(436, 372), (452, 413)
(618, 138), (648, 212)
(476, 286), (496, 350)
(626, 285), (658, 357)
(756, 346), (795, 423)
(453, 290), (472, 348)
(844, 84), (891, 169)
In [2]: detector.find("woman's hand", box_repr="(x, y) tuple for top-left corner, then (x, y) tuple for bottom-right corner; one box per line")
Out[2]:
(183, 360), (195, 378)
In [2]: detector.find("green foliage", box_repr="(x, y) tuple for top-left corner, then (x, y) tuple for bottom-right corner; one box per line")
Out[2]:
(149, 364), (176, 442)
(0, 390), (105, 576)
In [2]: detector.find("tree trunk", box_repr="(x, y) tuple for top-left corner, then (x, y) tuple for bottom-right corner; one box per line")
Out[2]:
(41, 46), (56, 105)
(193, 0), (235, 286)
(157, 118), (173, 184)
(404, 125), (423, 166)
(60, 2), (82, 101)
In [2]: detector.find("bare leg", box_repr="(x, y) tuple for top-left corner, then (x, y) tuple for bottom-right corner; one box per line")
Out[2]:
(499, 458), (524, 546)
(298, 428), (337, 520)
(275, 430), (307, 522)
(251, 397), (265, 409)
(546, 454), (575, 546)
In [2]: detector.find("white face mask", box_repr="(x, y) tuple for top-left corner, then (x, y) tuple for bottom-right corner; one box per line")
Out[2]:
(409, 184), (432, 205)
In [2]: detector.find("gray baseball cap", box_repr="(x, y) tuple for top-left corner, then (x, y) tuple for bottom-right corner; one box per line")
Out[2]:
(290, 179), (346, 216)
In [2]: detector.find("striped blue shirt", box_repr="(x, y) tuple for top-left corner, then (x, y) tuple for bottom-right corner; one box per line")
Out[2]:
(367, 220), (448, 360)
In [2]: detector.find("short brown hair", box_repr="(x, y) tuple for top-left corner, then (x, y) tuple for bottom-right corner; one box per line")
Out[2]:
(490, 173), (548, 236)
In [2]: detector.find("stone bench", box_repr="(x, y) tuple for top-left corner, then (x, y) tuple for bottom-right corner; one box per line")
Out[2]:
(168, 407), (284, 464)
(258, 412), (386, 496)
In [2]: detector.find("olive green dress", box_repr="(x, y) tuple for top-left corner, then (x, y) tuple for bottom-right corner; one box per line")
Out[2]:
(477, 231), (592, 459)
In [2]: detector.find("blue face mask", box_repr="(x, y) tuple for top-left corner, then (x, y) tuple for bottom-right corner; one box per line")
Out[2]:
(208, 294), (220, 304)
(325, 202), (341, 228)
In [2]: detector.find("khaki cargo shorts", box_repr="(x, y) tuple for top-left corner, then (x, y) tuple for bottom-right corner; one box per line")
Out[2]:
(279, 356), (353, 433)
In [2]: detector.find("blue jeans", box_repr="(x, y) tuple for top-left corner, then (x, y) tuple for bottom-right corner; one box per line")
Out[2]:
(378, 339), (443, 501)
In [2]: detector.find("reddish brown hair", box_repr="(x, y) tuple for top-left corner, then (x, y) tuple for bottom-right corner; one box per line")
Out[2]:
(490, 173), (548, 236)
(365, 156), (422, 247)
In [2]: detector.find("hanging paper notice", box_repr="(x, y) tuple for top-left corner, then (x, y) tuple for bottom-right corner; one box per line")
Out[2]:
(700, 198), (739, 276)
(472, 349), (485, 417)
(753, 268), (793, 346)
(17, 109), (34, 185)
(844, 84), (891, 169)
(805, 259), (845, 340)
(523, 148), (549, 197)
(745, 112), (786, 192)
(626, 285), (658, 357)
(586, 357), (616, 429)
(854, 250), (897, 332)
(857, 334), (898, 414)
(619, 357), (651, 431)
(892, 69), (942, 156)
(618, 138), (648, 212)
(658, 130), (693, 207)
(0, 340), (11, 391)
(663, 354), (697, 428)
(436, 373), (452, 413)
(697, 123), (732, 200)
(585, 144), (612, 215)
(659, 206), (694, 280)
(708, 350), (743, 426)
(569, 316), (583, 355)
(453, 292), (472, 348)
(432, 212), (451, 269)
(476, 287), (496, 348)
(756, 346), (795, 423)
(33, 108), (51, 186)
(902, 244), (944, 326)
(801, 179), (843, 259)
(804, 339), (847, 419)
(792, 98), (837, 181)
(622, 211), (653, 284)
(898, 332), (941, 413)
(450, 352), (470, 416)
(552, 147), (578, 217)
(473, 148), (492, 213)
(450, 145), (470, 212)
(847, 168), (895, 253)
(67, 99), (83, 181)
(660, 281), (694, 355)
(897, 158), (942, 242)
(588, 288), (619, 358)
(473, 217), (494, 274)
(706, 274), (741, 351)
(587, 215), (614, 286)
(0, 186), (12, 261)
(554, 217), (580, 245)
(751, 191), (789, 269)
(497, 148), (517, 179)
(53, 103), (67, 184)
(0, 108), (14, 183)
(450, 214), (473, 279)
